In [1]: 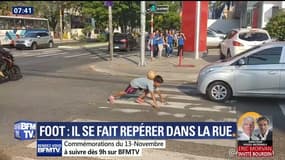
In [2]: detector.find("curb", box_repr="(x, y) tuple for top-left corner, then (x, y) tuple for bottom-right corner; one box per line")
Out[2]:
(89, 65), (198, 82)
(57, 42), (108, 49)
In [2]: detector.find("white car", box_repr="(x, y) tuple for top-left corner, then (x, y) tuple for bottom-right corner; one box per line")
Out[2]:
(207, 29), (224, 48)
(220, 28), (272, 59)
(15, 31), (54, 50)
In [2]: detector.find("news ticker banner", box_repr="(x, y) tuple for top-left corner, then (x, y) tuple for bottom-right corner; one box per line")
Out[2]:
(37, 139), (166, 157)
(36, 122), (237, 139)
(15, 121), (237, 157)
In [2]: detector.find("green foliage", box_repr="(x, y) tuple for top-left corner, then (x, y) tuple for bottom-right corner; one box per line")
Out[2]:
(147, 1), (181, 32)
(265, 11), (285, 41)
(96, 33), (107, 42)
(0, 1), (181, 35)
(81, 25), (93, 36)
(79, 34), (86, 41)
(82, 1), (108, 32)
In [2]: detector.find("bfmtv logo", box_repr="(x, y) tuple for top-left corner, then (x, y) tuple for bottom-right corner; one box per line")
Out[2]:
(14, 121), (36, 140)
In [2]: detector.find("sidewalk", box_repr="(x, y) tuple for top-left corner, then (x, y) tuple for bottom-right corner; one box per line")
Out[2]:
(88, 49), (220, 83)
(53, 39), (108, 49)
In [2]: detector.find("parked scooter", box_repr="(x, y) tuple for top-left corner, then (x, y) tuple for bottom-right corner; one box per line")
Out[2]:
(0, 46), (22, 82)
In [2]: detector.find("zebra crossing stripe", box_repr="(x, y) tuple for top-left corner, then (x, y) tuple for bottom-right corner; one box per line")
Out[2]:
(113, 99), (193, 109)
(64, 53), (90, 58)
(36, 52), (68, 57)
(160, 87), (196, 93)
(167, 94), (201, 101)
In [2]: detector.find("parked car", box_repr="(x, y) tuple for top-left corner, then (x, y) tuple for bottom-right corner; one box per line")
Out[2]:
(112, 33), (137, 52)
(207, 29), (224, 48)
(220, 28), (272, 59)
(208, 28), (226, 39)
(15, 31), (54, 50)
(197, 42), (285, 102)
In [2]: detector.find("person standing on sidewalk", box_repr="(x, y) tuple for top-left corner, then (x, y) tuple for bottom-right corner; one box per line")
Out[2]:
(157, 32), (164, 58)
(166, 30), (174, 57)
(153, 30), (159, 58)
(148, 32), (155, 61)
(177, 31), (186, 57)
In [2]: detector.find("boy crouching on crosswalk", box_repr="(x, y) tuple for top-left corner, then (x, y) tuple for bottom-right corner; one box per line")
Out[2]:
(108, 75), (165, 108)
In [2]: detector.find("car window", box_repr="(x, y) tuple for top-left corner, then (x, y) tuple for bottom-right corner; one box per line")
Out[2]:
(39, 32), (48, 37)
(239, 32), (269, 41)
(40, 32), (49, 37)
(114, 33), (126, 40)
(207, 30), (215, 37)
(25, 32), (37, 38)
(225, 30), (237, 39)
(246, 47), (282, 65)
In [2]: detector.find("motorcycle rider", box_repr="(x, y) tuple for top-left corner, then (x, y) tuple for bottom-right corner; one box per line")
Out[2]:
(0, 45), (9, 77)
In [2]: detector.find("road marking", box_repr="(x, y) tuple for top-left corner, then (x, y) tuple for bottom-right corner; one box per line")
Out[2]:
(189, 107), (221, 112)
(99, 106), (109, 109)
(157, 112), (172, 116)
(36, 52), (67, 57)
(112, 108), (145, 113)
(14, 50), (62, 57)
(113, 99), (193, 109)
(279, 103), (285, 116)
(173, 113), (186, 118)
(160, 87), (196, 93)
(167, 94), (201, 101)
(64, 53), (90, 58)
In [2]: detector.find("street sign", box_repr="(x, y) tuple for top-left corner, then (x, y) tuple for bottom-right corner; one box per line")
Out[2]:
(155, 5), (169, 13)
(104, 1), (113, 7)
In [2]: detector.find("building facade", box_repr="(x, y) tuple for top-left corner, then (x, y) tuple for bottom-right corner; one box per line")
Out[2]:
(239, 1), (285, 28)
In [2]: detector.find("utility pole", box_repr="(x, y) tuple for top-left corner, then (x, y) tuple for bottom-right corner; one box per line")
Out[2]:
(59, 5), (63, 41)
(108, 4), (113, 61)
(150, 13), (154, 35)
(195, 1), (201, 60)
(140, 1), (146, 66)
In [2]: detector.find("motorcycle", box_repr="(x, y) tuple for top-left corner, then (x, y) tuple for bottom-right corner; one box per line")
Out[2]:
(0, 47), (23, 82)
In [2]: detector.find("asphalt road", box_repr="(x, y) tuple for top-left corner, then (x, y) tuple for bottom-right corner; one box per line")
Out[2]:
(0, 46), (284, 160)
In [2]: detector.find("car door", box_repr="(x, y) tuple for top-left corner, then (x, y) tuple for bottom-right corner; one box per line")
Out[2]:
(207, 30), (221, 47)
(41, 32), (50, 45)
(220, 30), (237, 55)
(37, 33), (45, 46)
(233, 46), (283, 96)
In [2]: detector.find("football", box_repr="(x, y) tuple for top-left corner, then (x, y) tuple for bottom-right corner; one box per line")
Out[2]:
(147, 70), (157, 80)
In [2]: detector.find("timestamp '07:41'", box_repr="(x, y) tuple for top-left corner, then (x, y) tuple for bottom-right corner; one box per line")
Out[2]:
(12, 6), (34, 15)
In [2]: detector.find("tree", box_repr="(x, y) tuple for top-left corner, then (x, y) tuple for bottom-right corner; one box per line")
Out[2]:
(82, 1), (108, 33)
(146, 1), (180, 32)
(265, 11), (285, 41)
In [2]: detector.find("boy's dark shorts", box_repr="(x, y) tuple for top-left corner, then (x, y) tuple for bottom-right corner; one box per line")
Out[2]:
(124, 84), (144, 94)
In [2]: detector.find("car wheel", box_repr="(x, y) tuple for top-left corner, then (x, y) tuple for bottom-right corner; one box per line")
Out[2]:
(227, 50), (231, 59)
(31, 43), (37, 50)
(206, 81), (232, 102)
(48, 41), (54, 48)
